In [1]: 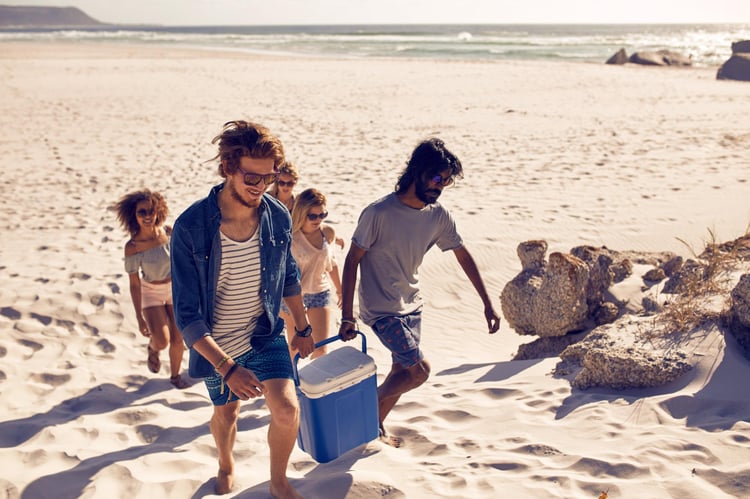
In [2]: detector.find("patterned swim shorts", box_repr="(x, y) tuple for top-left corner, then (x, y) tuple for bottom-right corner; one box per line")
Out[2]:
(204, 335), (293, 406)
(370, 310), (423, 368)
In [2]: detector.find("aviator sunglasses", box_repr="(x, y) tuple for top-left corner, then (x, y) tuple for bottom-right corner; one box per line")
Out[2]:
(306, 211), (328, 221)
(276, 180), (296, 187)
(236, 165), (278, 186)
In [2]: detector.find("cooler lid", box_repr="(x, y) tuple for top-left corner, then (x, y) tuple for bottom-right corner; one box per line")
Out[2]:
(297, 346), (376, 399)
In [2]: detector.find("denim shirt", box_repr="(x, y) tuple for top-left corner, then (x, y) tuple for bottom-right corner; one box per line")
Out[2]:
(171, 183), (301, 378)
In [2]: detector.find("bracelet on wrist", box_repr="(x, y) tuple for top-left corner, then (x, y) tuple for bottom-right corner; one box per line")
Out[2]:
(223, 363), (238, 381)
(341, 318), (357, 325)
(215, 355), (231, 371)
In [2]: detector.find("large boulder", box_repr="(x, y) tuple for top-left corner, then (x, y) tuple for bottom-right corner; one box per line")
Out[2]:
(629, 50), (692, 66)
(606, 48), (628, 65)
(717, 53), (750, 82)
(559, 326), (692, 390)
(728, 273), (750, 360)
(730, 273), (750, 329)
(500, 243), (589, 338)
(533, 252), (589, 337)
(732, 40), (750, 54)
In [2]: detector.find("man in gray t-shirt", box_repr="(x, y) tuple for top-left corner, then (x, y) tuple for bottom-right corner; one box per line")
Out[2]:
(339, 138), (501, 447)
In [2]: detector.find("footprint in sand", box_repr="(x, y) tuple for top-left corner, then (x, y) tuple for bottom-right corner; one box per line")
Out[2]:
(30, 313), (52, 326)
(30, 372), (72, 387)
(0, 307), (21, 320)
(96, 339), (115, 353)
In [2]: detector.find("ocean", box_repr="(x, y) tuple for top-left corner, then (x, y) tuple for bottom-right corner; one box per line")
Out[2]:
(1, 23), (748, 66)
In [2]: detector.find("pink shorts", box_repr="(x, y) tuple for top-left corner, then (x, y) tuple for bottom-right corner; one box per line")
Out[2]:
(141, 280), (173, 309)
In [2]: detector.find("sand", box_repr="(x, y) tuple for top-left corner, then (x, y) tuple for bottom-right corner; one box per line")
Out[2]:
(0, 41), (749, 498)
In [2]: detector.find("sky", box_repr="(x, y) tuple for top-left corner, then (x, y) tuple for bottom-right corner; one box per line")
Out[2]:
(3, 0), (750, 26)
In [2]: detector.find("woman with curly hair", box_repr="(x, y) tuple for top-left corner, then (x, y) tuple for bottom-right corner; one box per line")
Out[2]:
(115, 189), (188, 389)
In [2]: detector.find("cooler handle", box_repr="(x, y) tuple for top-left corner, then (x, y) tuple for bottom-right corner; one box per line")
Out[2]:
(292, 331), (366, 387)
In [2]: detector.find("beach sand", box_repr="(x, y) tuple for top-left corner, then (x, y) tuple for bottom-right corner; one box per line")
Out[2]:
(1, 41), (749, 498)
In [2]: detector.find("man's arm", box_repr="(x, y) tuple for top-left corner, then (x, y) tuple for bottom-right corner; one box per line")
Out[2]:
(285, 293), (314, 358)
(338, 244), (366, 340)
(453, 246), (501, 334)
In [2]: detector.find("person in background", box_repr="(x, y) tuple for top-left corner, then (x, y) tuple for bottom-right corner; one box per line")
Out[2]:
(268, 160), (345, 251)
(281, 188), (343, 359)
(115, 189), (188, 389)
(171, 120), (312, 497)
(267, 161), (299, 211)
(338, 137), (501, 447)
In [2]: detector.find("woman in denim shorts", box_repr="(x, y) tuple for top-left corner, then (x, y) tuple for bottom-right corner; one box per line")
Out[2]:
(280, 188), (343, 359)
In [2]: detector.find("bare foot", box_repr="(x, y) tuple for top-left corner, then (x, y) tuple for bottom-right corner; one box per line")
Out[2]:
(269, 479), (303, 499)
(215, 469), (234, 495)
(378, 427), (403, 448)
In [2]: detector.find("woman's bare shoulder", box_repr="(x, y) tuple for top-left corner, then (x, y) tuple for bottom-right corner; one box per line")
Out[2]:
(322, 224), (336, 243)
(124, 239), (139, 257)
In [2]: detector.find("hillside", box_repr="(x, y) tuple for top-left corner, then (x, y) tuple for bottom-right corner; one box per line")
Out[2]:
(0, 5), (105, 27)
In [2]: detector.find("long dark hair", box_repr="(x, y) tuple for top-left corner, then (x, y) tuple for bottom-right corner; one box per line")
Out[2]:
(395, 138), (463, 194)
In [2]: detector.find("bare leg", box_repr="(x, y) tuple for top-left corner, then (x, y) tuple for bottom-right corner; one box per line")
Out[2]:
(307, 305), (331, 359)
(211, 401), (240, 495)
(263, 378), (303, 499)
(143, 305), (169, 373)
(165, 304), (185, 378)
(377, 359), (431, 447)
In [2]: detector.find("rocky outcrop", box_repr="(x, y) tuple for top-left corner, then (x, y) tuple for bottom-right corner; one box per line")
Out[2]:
(629, 50), (692, 67)
(662, 259), (704, 294)
(731, 40), (750, 54)
(501, 242), (589, 337)
(730, 274), (750, 328)
(606, 48), (629, 65)
(717, 54), (750, 82)
(559, 326), (692, 390)
(717, 40), (750, 82)
(728, 274), (750, 360)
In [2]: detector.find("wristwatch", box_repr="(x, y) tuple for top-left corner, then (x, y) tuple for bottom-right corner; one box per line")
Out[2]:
(295, 324), (313, 337)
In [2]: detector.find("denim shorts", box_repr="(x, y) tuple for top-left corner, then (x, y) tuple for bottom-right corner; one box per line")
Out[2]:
(280, 289), (331, 314)
(204, 335), (294, 406)
(370, 311), (423, 368)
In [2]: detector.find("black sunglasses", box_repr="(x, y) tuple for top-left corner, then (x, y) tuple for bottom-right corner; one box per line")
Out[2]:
(136, 208), (154, 217)
(306, 211), (328, 221)
(277, 180), (296, 187)
(237, 165), (278, 186)
(429, 174), (454, 187)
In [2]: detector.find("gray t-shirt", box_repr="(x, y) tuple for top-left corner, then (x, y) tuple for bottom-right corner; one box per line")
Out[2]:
(351, 192), (463, 325)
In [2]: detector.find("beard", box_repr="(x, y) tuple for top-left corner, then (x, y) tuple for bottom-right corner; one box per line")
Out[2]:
(228, 179), (262, 209)
(414, 179), (442, 205)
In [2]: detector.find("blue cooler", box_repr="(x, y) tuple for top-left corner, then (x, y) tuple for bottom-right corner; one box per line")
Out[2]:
(293, 333), (378, 463)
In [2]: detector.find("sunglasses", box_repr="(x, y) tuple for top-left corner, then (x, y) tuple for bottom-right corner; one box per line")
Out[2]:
(136, 208), (154, 218)
(306, 211), (328, 221)
(276, 180), (296, 187)
(236, 165), (278, 186)
(429, 174), (454, 187)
